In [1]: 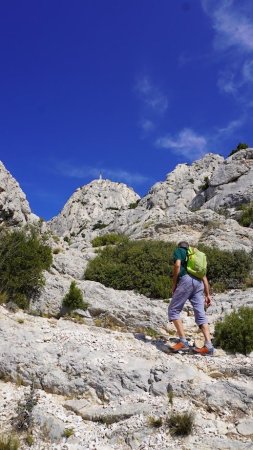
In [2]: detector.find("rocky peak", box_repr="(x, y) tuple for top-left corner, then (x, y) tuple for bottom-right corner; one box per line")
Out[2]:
(0, 161), (37, 226)
(49, 178), (140, 239)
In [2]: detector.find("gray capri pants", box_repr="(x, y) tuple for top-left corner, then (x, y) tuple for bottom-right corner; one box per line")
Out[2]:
(168, 274), (207, 326)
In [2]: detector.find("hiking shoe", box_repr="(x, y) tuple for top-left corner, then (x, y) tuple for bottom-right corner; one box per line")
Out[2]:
(169, 340), (189, 353)
(193, 345), (214, 356)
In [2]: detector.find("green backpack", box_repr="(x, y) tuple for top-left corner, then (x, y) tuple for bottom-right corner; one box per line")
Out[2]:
(186, 247), (207, 279)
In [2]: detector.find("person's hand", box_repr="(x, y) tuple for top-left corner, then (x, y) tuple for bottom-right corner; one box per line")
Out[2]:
(172, 284), (177, 294)
(204, 294), (211, 309)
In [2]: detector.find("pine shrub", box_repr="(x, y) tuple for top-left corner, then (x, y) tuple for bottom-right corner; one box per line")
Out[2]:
(228, 142), (249, 157)
(166, 412), (194, 436)
(85, 239), (174, 298)
(214, 306), (253, 355)
(0, 226), (52, 309)
(0, 435), (19, 450)
(199, 245), (253, 290)
(63, 281), (88, 311)
(237, 202), (253, 227)
(91, 233), (128, 248)
(85, 239), (253, 298)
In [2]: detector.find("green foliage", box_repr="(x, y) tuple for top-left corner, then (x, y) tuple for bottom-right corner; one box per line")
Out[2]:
(63, 236), (70, 244)
(63, 428), (74, 438)
(12, 384), (38, 431)
(85, 239), (253, 297)
(92, 221), (108, 230)
(200, 176), (209, 191)
(237, 202), (253, 227)
(63, 281), (88, 311)
(91, 233), (128, 248)
(85, 239), (174, 298)
(0, 226), (52, 309)
(199, 245), (253, 290)
(148, 416), (163, 428)
(25, 435), (34, 447)
(166, 412), (194, 436)
(229, 142), (249, 157)
(0, 435), (19, 450)
(128, 200), (140, 209)
(214, 307), (253, 355)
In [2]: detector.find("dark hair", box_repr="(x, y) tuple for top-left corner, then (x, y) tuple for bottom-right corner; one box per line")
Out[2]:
(178, 241), (189, 249)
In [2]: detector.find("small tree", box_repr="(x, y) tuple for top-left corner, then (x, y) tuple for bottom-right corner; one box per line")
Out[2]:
(214, 307), (253, 355)
(0, 226), (52, 309)
(62, 281), (87, 311)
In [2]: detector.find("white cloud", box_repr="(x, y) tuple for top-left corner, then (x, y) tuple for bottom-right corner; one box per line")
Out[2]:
(202, 0), (253, 53)
(140, 119), (155, 132)
(156, 128), (208, 160)
(55, 162), (149, 185)
(201, 0), (253, 105)
(217, 117), (246, 135)
(135, 76), (168, 114)
(242, 59), (253, 83)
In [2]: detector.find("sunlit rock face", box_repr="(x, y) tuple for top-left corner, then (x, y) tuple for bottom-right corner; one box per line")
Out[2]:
(0, 161), (38, 226)
(49, 178), (140, 241)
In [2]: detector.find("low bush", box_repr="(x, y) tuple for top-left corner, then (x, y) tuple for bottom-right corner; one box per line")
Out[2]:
(62, 281), (88, 311)
(0, 226), (52, 309)
(228, 142), (249, 157)
(92, 221), (108, 231)
(148, 416), (163, 428)
(128, 200), (140, 209)
(85, 239), (174, 298)
(0, 435), (19, 450)
(199, 245), (253, 290)
(237, 202), (253, 227)
(166, 412), (194, 436)
(214, 306), (253, 355)
(91, 233), (128, 248)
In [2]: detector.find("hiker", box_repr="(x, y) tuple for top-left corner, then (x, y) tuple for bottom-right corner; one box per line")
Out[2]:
(168, 241), (214, 355)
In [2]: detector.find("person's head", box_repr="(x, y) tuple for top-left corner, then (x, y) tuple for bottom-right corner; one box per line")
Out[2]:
(178, 241), (189, 249)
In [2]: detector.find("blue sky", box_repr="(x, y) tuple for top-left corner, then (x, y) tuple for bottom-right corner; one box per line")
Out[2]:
(1, 0), (253, 220)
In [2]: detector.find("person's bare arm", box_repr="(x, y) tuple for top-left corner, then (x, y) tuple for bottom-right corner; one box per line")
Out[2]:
(172, 260), (181, 293)
(203, 275), (211, 307)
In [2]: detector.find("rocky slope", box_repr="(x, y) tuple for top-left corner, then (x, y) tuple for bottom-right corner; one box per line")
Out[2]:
(0, 289), (253, 449)
(0, 161), (38, 226)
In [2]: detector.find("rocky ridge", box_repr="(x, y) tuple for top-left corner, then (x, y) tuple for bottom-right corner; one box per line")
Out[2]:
(47, 150), (253, 252)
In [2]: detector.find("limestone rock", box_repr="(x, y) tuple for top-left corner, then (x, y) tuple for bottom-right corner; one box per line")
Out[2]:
(236, 418), (253, 436)
(0, 161), (38, 226)
(49, 179), (140, 240)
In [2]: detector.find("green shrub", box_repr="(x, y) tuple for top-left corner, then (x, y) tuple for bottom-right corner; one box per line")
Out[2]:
(63, 428), (74, 438)
(0, 226), (52, 309)
(148, 416), (163, 428)
(237, 202), (253, 227)
(128, 200), (140, 209)
(85, 239), (174, 298)
(214, 307), (253, 355)
(91, 233), (128, 248)
(229, 142), (249, 157)
(0, 435), (19, 450)
(85, 240), (253, 298)
(200, 176), (209, 191)
(166, 412), (194, 436)
(199, 245), (253, 290)
(92, 222), (108, 231)
(63, 281), (88, 311)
